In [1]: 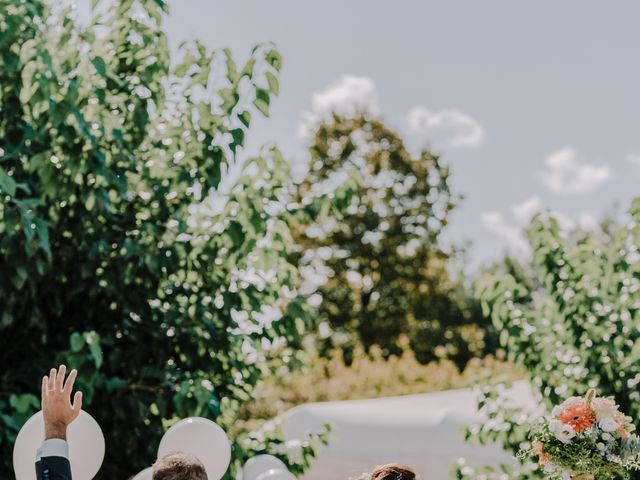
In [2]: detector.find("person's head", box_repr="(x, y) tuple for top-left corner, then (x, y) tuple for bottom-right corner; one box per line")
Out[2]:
(152, 452), (208, 480)
(370, 463), (416, 480)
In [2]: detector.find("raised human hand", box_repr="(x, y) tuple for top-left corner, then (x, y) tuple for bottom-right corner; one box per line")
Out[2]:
(41, 365), (83, 440)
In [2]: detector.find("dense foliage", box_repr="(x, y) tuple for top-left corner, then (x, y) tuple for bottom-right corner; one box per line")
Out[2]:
(293, 115), (490, 367)
(0, 1), (352, 477)
(456, 198), (640, 479)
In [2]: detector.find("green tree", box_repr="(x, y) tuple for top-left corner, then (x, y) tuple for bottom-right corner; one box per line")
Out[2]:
(0, 1), (349, 477)
(293, 114), (489, 367)
(456, 199), (640, 479)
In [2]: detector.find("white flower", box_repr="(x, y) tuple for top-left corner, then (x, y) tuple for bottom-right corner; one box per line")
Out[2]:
(592, 397), (619, 420)
(599, 417), (620, 433)
(551, 397), (583, 417)
(596, 442), (606, 451)
(550, 419), (576, 443)
(241, 338), (258, 364)
(559, 396), (585, 410)
(253, 304), (281, 328)
(606, 453), (622, 464)
(601, 432), (611, 441)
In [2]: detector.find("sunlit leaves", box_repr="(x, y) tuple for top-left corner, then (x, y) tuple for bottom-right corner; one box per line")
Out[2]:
(0, 168), (16, 196)
(265, 48), (282, 70)
(0, 0), (322, 478)
(293, 115), (486, 367)
(265, 71), (279, 95)
(91, 57), (107, 78)
(253, 89), (271, 117)
(462, 201), (640, 479)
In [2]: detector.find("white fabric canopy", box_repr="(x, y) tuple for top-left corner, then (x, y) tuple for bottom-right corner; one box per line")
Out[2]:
(282, 381), (536, 479)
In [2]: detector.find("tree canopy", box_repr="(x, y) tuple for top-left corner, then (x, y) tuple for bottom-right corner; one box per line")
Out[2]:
(293, 114), (489, 366)
(456, 198), (640, 479)
(0, 1), (350, 477)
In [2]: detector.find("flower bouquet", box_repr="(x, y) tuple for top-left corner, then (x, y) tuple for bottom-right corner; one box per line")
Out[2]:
(525, 389), (640, 479)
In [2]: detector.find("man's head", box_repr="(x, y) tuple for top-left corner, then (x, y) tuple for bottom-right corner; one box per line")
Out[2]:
(152, 452), (208, 480)
(370, 463), (416, 480)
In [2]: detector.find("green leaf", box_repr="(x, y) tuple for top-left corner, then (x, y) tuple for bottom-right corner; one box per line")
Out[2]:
(266, 49), (282, 70)
(11, 266), (28, 290)
(70, 332), (84, 352)
(105, 377), (127, 391)
(0, 169), (17, 196)
(240, 58), (256, 80)
(9, 394), (39, 414)
(224, 48), (238, 83)
(265, 71), (279, 95)
(1, 311), (14, 328)
(238, 110), (251, 128)
(34, 218), (51, 259)
(253, 98), (269, 117)
(91, 57), (107, 77)
(230, 128), (245, 150)
(153, 0), (169, 12)
(15, 182), (31, 195)
(88, 338), (103, 368)
(86, 193), (96, 211)
(20, 61), (39, 104)
(253, 89), (270, 117)
(112, 128), (123, 143)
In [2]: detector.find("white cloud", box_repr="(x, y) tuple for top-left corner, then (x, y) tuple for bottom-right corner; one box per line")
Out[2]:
(627, 154), (640, 168)
(541, 147), (611, 195)
(405, 105), (485, 149)
(481, 195), (599, 259)
(309, 74), (379, 118)
(510, 195), (543, 225)
(299, 75), (485, 155)
(480, 195), (542, 258)
(578, 212), (599, 231)
(481, 211), (530, 258)
(298, 74), (379, 141)
(550, 210), (599, 232)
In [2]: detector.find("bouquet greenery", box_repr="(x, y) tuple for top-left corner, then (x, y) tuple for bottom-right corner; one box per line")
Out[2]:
(524, 389), (640, 479)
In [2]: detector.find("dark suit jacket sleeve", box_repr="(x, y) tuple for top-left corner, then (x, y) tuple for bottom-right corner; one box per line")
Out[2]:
(35, 439), (72, 480)
(38, 456), (72, 480)
(36, 459), (43, 480)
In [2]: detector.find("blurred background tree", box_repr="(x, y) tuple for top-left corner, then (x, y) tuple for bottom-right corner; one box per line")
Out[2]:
(292, 115), (492, 368)
(455, 198), (640, 479)
(0, 0), (353, 477)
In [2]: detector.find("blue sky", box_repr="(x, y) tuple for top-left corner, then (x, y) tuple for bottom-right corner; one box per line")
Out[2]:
(81, 0), (640, 266)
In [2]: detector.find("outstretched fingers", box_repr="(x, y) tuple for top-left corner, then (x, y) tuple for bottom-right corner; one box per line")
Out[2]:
(41, 376), (49, 399)
(63, 369), (78, 395)
(49, 367), (57, 389)
(72, 391), (83, 415)
(56, 364), (66, 391)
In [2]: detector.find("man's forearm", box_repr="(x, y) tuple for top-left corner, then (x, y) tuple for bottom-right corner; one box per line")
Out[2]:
(37, 366), (80, 480)
(45, 423), (67, 441)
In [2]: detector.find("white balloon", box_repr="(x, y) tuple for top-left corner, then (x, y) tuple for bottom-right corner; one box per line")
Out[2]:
(255, 469), (296, 480)
(158, 417), (231, 480)
(242, 455), (288, 480)
(13, 410), (105, 480)
(131, 466), (153, 480)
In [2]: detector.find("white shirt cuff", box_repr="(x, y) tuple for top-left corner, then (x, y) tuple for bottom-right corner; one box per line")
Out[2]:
(38, 438), (69, 460)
